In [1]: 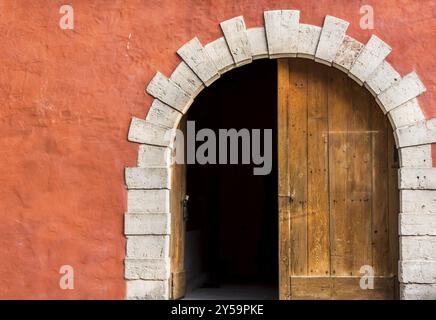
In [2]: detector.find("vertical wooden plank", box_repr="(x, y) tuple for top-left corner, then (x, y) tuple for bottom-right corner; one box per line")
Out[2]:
(288, 59), (308, 276)
(307, 61), (330, 276)
(348, 82), (372, 276)
(277, 59), (291, 299)
(328, 68), (353, 276)
(278, 59), (291, 199)
(371, 96), (390, 277)
(170, 116), (187, 299)
(388, 128), (400, 298)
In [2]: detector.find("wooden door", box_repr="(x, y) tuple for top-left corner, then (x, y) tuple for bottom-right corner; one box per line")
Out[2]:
(278, 59), (399, 300)
(170, 116), (187, 299)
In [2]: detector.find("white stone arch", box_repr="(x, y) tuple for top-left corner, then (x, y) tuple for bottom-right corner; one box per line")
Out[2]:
(124, 11), (436, 300)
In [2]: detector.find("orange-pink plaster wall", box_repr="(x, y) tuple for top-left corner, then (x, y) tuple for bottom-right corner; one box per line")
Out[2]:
(0, 0), (434, 299)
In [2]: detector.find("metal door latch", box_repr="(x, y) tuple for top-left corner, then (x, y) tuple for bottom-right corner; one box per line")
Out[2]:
(182, 195), (189, 221)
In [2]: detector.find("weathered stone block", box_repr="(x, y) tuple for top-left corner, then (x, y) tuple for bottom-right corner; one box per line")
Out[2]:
(332, 36), (364, 72)
(400, 236), (436, 260)
(177, 37), (220, 87)
(399, 168), (436, 190)
(125, 167), (170, 189)
(205, 37), (235, 74)
(170, 61), (204, 99)
(137, 145), (172, 168)
(297, 24), (321, 59)
(314, 15), (349, 65)
(388, 98), (424, 130)
(400, 190), (436, 213)
(126, 280), (169, 300)
(400, 214), (436, 236)
(401, 283), (436, 300)
(146, 99), (182, 129)
(146, 72), (193, 113)
(220, 16), (252, 66)
(349, 35), (391, 85)
(377, 72), (426, 113)
(124, 213), (170, 235)
(128, 117), (173, 147)
(395, 118), (436, 148)
(400, 261), (436, 283)
(399, 144), (432, 168)
(125, 258), (170, 280)
(264, 10), (300, 58)
(247, 27), (268, 60)
(126, 235), (169, 259)
(365, 61), (401, 96)
(127, 189), (170, 213)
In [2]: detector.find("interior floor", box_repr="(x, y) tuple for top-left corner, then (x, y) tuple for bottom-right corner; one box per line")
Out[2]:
(183, 284), (278, 300)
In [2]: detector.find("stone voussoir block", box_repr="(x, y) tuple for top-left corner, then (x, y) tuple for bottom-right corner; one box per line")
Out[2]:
(125, 167), (170, 189)
(220, 16), (252, 66)
(365, 61), (401, 96)
(297, 24), (321, 59)
(126, 279), (169, 300)
(125, 258), (170, 280)
(247, 27), (269, 60)
(146, 99), (183, 129)
(205, 37), (236, 74)
(332, 35), (364, 72)
(388, 98), (424, 130)
(177, 37), (220, 87)
(395, 118), (436, 148)
(128, 117), (173, 147)
(124, 212), (170, 235)
(377, 72), (426, 114)
(146, 72), (193, 113)
(170, 61), (204, 99)
(127, 189), (170, 213)
(348, 35), (391, 85)
(400, 190), (436, 213)
(264, 10), (300, 58)
(314, 15), (349, 66)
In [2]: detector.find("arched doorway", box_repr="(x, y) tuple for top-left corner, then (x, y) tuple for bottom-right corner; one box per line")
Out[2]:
(125, 12), (433, 300)
(169, 58), (399, 299)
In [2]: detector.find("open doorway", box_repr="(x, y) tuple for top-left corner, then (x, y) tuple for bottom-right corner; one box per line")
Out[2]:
(168, 58), (398, 300)
(182, 60), (278, 299)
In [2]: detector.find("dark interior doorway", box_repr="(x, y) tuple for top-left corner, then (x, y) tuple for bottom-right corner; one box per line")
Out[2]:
(183, 60), (278, 299)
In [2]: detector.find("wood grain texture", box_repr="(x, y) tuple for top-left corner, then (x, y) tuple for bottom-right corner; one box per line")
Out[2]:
(307, 62), (330, 276)
(328, 67), (353, 276)
(278, 59), (398, 299)
(370, 88), (389, 277)
(290, 276), (395, 299)
(277, 59), (291, 299)
(170, 116), (187, 299)
(287, 60), (308, 276)
(348, 81), (372, 276)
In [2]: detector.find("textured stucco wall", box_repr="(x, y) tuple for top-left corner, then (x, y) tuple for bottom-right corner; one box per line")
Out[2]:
(0, 0), (434, 299)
